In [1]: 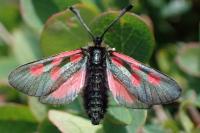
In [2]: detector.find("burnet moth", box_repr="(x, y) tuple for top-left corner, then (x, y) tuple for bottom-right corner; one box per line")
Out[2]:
(8, 5), (181, 125)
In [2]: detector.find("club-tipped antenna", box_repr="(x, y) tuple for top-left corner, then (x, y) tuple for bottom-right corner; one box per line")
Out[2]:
(100, 4), (133, 40)
(69, 6), (95, 41)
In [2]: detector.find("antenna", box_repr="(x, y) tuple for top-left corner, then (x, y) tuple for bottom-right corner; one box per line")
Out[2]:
(100, 4), (133, 40)
(69, 7), (95, 41)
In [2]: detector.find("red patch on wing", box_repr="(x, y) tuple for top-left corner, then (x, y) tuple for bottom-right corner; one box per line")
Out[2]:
(111, 57), (124, 67)
(30, 64), (44, 76)
(131, 73), (141, 87)
(107, 70), (136, 103)
(52, 58), (62, 66)
(131, 63), (140, 71)
(57, 49), (81, 58)
(51, 68), (86, 99)
(70, 54), (82, 63)
(147, 73), (161, 86)
(50, 67), (61, 81)
(112, 52), (140, 66)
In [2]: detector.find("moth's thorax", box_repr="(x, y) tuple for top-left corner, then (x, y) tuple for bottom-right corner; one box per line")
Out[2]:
(88, 47), (106, 65)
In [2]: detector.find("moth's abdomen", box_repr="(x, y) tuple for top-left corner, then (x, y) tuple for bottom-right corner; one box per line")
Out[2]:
(84, 66), (108, 125)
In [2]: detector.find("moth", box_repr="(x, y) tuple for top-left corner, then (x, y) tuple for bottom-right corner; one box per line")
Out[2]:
(8, 5), (181, 125)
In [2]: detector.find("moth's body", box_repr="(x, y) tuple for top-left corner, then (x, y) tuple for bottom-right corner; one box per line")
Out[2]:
(84, 46), (108, 125)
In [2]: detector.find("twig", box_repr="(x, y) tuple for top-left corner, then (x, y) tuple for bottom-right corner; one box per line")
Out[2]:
(187, 105), (200, 128)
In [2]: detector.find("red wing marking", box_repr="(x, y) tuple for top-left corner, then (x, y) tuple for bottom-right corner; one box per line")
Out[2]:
(131, 63), (140, 71)
(50, 67), (61, 81)
(51, 58), (63, 66)
(51, 68), (86, 99)
(131, 73), (141, 87)
(147, 73), (161, 86)
(57, 49), (81, 58)
(112, 52), (140, 66)
(70, 54), (83, 63)
(30, 64), (44, 76)
(111, 57), (124, 67)
(107, 70), (136, 104)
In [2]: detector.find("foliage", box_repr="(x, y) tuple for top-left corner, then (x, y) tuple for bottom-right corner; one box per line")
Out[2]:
(0, 0), (199, 132)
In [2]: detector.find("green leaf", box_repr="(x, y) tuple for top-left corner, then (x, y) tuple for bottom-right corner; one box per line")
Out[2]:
(40, 4), (98, 56)
(65, 97), (85, 115)
(106, 97), (132, 125)
(101, 0), (130, 9)
(126, 109), (147, 132)
(0, 56), (18, 80)
(48, 110), (102, 133)
(103, 120), (127, 133)
(38, 118), (60, 133)
(0, 0), (20, 30)
(104, 108), (147, 133)
(20, 0), (43, 32)
(91, 12), (155, 63)
(20, 0), (81, 32)
(0, 104), (38, 133)
(55, 0), (81, 10)
(28, 97), (47, 122)
(107, 106), (132, 125)
(176, 44), (200, 77)
(12, 26), (42, 63)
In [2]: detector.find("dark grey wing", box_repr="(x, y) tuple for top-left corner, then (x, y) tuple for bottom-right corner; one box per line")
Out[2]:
(107, 51), (181, 107)
(106, 58), (150, 109)
(9, 49), (87, 104)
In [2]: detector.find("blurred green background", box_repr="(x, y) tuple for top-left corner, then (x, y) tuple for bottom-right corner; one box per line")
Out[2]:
(0, 0), (200, 133)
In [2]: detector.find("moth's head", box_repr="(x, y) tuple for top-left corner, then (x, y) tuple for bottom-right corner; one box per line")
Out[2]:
(93, 36), (102, 47)
(69, 5), (133, 47)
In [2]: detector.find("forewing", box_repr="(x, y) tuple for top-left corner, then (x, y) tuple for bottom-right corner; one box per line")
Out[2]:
(107, 51), (181, 106)
(8, 49), (86, 104)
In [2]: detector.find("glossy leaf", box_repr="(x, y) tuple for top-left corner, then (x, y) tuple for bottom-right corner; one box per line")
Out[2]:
(126, 109), (147, 133)
(48, 110), (102, 133)
(176, 44), (200, 77)
(20, 0), (81, 32)
(104, 101), (147, 133)
(91, 11), (155, 63)
(104, 110), (147, 133)
(40, 4), (98, 56)
(107, 106), (132, 125)
(106, 97), (132, 125)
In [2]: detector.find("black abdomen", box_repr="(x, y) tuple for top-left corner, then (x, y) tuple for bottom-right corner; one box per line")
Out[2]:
(84, 47), (108, 125)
